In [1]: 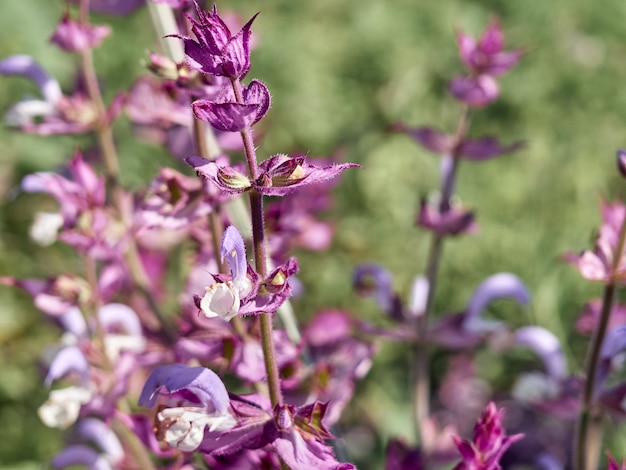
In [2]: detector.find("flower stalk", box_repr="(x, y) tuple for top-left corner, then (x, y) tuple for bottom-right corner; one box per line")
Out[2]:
(77, 0), (177, 343)
(230, 76), (283, 407)
(574, 211), (626, 470)
(413, 106), (470, 437)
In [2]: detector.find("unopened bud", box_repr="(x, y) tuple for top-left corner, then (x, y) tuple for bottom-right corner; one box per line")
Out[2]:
(146, 52), (179, 80)
(271, 164), (306, 187)
(217, 167), (251, 190)
(265, 270), (287, 294)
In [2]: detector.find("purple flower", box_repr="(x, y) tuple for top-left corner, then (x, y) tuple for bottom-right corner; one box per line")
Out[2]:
(192, 79), (270, 132)
(576, 299), (626, 335)
(140, 364), (354, 468)
(174, 2), (258, 79)
(564, 199), (626, 283)
(69, 0), (146, 15)
(510, 326), (582, 418)
(196, 225), (253, 321)
(608, 453), (626, 470)
(0, 274), (89, 317)
(50, 13), (111, 52)
(450, 18), (522, 108)
(51, 418), (124, 468)
(395, 124), (523, 161)
(452, 402), (523, 470)
(135, 167), (213, 233)
(456, 18), (523, 77)
(353, 263), (397, 316)
(384, 438), (425, 470)
(188, 154), (360, 197)
(22, 149), (105, 225)
(417, 197), (477, 236)
(449, 74), (500, 108)
(139, 364), (236, 451)
(0, 55), (124, 135)
(428, 273), (529, 349)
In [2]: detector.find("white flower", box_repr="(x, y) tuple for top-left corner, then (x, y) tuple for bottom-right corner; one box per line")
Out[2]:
(29, 211), (63, 246)
(38, 385), (93, 429)
(103, 334), (146, 361)
(157, 407), (237, 452)
(200, 281), (240, 321)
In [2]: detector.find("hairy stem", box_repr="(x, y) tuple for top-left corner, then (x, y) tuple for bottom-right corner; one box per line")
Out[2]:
(230, 77), (283, 407)
(574, 213), (626, 470)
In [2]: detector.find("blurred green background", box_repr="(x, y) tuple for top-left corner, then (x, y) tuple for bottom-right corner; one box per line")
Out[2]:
(1, 0), (626, 467)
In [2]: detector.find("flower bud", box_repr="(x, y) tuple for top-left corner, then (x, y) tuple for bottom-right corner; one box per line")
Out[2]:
(146, 52), (179, 80)
(217, 166), (251, 190)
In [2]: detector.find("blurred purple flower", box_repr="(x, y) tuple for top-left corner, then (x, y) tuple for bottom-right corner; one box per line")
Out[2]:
(51, 445), (111, 469)
(430, 273), (529, 349)
(0, 274), (89, 317)
(456, 18), (523, 77)
(576, 299), (626, 335)
(449, 74), (500, 108)
(69, 0), (145, 15)
(510, 326), (581, 419)
(608, 453), (626, 470)
(136, 167), (213, 232)
(193, 79), (270, 132)
(451, 18), (522, 108)
(452, 402), (523, 470)
(353, 263), (396, 315)
(417, 197), (477, 236)
(0, 55), (124, 135)
(44, 345), (90, 387)
(294, 310), (376, 425)
(515, 326), (567, 381)
(50, 13), (111, 53)
(384, 438), (424, 470)
(395, 124), (523, 161)
(564, 199), (626, 284)
(152, 0), (192, 8)
(174, 2), (258, 79)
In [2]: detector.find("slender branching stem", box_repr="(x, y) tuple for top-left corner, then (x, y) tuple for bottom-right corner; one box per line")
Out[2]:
(413, 107), (470, 440)
(574, 212), (626, 470)
(77, 0), (176, 342)
(230, 77), (283, 407)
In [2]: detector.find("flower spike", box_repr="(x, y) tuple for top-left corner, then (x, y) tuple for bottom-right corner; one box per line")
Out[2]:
(173, 2), (258, 79)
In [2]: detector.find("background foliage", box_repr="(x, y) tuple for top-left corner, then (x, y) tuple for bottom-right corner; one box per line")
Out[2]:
(1, 0), (626, 467)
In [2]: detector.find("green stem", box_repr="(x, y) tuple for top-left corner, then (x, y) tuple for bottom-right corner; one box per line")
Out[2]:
(574, 212), (626, 470)
(230, 77), (283, 407)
